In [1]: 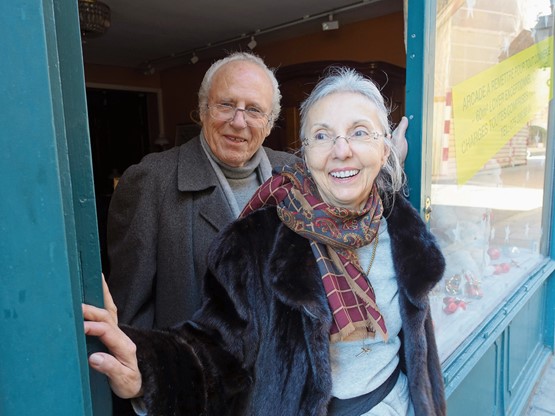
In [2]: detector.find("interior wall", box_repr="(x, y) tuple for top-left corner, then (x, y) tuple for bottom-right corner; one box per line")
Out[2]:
(262, 11), (406, 66)
(84, 64), (162, 89)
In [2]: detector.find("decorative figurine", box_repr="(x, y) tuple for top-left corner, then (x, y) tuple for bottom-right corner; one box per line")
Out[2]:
(445, 273), (462, 295)
(464, 270), (483, 299)
(443, 296), (467, 314)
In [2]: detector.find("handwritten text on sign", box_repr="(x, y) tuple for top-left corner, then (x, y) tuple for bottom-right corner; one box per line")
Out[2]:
(451, 37), (552, 185)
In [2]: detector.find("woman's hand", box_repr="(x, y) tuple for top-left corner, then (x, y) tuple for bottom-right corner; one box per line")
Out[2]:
(83, 275), (143, 399)
(101, 274), (119, 324)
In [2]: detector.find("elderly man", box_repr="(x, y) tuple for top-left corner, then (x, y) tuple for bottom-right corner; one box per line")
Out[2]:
(106, 52), (408, 330)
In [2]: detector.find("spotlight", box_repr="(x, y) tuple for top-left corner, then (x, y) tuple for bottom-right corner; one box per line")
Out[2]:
(143, 64), (155, 75)
(322, 14), (339, 31)
(247, 36), (257, 50)
(190, 53), (199, 64)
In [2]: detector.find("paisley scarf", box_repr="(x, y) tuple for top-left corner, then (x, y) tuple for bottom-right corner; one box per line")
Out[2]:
(240, 163), (388, 342)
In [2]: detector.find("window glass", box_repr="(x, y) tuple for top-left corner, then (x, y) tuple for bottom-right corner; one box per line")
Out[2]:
(429, 0), (553, 361)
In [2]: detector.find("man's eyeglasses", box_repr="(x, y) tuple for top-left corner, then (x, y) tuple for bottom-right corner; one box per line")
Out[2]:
(207, 103), (270, 128)
(302, 129), (389, 150)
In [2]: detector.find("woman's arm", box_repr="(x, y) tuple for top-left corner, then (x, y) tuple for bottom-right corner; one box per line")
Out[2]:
(84, 216), (264, 414)
(83, 277), (209, 414)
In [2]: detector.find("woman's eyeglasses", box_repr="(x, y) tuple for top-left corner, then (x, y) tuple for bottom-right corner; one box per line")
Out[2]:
(302, 130), (389, 150)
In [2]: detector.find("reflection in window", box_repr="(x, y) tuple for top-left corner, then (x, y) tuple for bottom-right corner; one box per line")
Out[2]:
(429, 0), (553, 361)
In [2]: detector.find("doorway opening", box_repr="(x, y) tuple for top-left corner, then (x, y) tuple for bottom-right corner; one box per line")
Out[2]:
(86, 87), (160, 273)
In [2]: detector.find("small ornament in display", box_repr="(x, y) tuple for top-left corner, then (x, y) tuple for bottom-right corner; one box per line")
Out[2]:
(445, 273), (462, 295)
(464, 270), (483, 299)
(442, 296), (467, 314)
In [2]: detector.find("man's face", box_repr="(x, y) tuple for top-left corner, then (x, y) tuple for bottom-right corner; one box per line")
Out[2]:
(200, 61), (274, 167)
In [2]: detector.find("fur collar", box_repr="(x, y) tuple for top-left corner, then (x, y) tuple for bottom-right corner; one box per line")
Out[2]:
(256, 194), (445, 315)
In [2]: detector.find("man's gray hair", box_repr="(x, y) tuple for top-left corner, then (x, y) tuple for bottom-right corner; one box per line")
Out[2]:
(198, 52), (281, 126)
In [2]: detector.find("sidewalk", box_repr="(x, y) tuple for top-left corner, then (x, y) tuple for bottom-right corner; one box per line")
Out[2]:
(523, 354), (555, 415)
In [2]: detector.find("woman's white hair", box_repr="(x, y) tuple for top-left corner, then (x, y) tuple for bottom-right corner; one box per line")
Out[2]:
(197, 52), (281, 127)
(299, 67), (406, 206)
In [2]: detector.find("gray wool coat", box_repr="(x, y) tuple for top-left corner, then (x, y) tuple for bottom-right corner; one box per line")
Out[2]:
(106, 135), (298, 329)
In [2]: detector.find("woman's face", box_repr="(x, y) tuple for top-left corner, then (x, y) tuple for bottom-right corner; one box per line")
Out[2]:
(303, 92), (390, 210)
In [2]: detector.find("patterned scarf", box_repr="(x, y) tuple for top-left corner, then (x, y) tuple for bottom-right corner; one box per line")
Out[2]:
(240, 163), (388, 342)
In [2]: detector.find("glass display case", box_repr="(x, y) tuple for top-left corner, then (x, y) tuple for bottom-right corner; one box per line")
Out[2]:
(428, 0), (553, 361)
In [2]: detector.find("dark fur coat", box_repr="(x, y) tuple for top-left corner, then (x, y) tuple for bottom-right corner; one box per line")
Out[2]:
(122, 194), (447, 416)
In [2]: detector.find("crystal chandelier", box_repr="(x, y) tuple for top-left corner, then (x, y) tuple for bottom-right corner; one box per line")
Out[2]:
(79, 0), (111, 39)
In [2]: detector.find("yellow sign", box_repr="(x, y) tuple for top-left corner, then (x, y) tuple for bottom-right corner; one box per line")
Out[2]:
(451, 37), (553, 185)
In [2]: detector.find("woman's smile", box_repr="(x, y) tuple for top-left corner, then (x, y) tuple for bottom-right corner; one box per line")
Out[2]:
(329, 168), (360, 179)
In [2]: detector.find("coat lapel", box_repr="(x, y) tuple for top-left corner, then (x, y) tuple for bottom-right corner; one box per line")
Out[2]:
(176, 137), (235, 232)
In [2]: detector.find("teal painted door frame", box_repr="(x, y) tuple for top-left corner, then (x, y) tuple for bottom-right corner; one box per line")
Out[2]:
(404, 0), (437, 211)
(1, 0), (553, 414)
(0, 0), (109, 414)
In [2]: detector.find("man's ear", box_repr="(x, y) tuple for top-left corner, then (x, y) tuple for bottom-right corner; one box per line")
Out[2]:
(198, 112), (206, 128)
(263, 121), (273, 138)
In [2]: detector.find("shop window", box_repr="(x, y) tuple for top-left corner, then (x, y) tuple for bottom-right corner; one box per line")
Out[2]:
(429, 0), (553, 361)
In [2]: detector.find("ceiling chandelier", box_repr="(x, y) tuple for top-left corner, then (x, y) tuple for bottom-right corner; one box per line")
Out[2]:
(78, 0), (111, 39)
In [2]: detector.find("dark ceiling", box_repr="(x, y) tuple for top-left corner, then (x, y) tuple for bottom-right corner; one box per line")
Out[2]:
(80, 0), (403, 71)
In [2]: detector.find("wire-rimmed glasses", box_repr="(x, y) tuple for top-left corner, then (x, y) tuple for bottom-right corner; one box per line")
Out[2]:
(207, 103), (270, 128)
(302, 129), (389, 150)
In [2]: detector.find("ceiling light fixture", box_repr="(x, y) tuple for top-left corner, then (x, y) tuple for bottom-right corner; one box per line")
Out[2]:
(78, 0), (111, 39)
(140, 1), (372, 71)
(247, 36), (257, 50)
(322, 14), (339, 31)
(143, 64), (155, 75)
(190, 52), (199, 64)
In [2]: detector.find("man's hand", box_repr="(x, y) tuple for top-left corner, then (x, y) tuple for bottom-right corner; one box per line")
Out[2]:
(391, 116), (409, 165)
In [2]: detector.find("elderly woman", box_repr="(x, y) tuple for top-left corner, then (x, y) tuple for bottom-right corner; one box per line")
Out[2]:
(84, 68), (446, 416)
